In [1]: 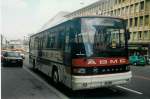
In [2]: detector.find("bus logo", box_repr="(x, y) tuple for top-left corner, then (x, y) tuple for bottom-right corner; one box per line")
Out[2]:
(87, 59), (96, 65)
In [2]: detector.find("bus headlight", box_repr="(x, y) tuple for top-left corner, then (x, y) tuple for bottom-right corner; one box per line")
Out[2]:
(73, 68), (86, 74)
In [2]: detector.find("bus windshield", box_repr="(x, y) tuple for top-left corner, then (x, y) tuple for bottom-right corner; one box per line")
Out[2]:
(72, 18), (127, 58)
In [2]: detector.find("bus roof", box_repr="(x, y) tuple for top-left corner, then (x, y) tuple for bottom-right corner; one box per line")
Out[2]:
(31, 16), (124, 37)
(72, 15), (124, 20)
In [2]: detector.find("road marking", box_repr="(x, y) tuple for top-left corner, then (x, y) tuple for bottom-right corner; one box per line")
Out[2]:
(23, 67), (69, 99)
(134, 75), (150, 81)
(117, 86), (143, 95)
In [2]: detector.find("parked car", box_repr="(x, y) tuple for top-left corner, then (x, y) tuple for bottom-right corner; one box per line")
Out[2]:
(129, 55), (146, 66)
(2, 51), (23, 67)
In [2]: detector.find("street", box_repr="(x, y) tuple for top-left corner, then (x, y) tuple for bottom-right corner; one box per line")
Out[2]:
(1, 54), (150, 99)
(1, 54), (67, 99)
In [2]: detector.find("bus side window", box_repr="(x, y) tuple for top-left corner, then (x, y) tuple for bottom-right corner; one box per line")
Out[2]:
(46, 35), (55, 49)
(34, 37), (39, 49)
(65, 32), (71, 53)
(65, 23), (71, 53)
(58, 31), (65, 50)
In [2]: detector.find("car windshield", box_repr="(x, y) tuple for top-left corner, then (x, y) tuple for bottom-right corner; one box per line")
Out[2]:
(72, 18), (126, 58)
(5, 52), (20, 57)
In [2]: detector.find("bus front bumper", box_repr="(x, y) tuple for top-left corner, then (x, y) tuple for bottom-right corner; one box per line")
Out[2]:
(72, 71), (132, 90)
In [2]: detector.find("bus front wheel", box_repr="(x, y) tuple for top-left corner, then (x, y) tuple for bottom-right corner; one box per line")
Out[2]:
(52, 69), (59, 84)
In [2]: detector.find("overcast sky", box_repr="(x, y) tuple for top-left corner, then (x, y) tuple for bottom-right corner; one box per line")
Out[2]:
(1, 0), (99, 40)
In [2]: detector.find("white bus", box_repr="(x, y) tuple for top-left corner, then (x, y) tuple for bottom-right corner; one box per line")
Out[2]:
(29, 16), (132, 90)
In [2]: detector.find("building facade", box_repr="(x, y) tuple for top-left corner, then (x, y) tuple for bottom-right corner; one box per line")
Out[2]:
(65, 0), (150, 56)
(8, 39), (24, 49)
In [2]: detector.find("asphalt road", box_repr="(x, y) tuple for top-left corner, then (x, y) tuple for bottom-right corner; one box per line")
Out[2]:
(1, 54), (150, 99)
(1, 55), (67, 99)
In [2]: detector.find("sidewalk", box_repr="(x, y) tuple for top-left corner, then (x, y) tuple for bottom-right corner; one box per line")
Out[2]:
(1, 67), (66, 99)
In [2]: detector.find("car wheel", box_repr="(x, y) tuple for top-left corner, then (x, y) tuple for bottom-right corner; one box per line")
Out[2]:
(52, 69), (59, 84)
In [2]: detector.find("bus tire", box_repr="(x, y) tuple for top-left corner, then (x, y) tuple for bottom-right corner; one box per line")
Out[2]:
(52, 68), (59, 84)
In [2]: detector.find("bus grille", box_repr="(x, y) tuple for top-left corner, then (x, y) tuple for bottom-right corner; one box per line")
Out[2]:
(73, 65), (130, 75)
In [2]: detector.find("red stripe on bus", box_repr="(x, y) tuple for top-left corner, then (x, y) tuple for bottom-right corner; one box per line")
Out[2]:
(72, 57), (129, 67)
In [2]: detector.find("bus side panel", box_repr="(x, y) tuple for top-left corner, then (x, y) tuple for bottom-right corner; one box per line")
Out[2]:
(38, 50), (63, 76)
(60, 66), (72, 89)
(34, 49), (72, 89)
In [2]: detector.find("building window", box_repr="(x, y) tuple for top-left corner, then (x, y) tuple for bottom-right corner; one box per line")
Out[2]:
(102, 2), (104, 9)
(140, 1), (144, 10)
(133, 32), (137, 40)
(130, 5), (134, 14)
(122, 7), (125, 15)
(144, 31), (148, 40)
(118, 0), (121, 4)
(132, 32), (135, 40)
(138, 31), (142, 40)
(116, 0), (118, 4)
(126, 6), (129, 14)
(135, 3), (139, 13)
(114, 10), (116, 16)
(145, 15), (149, 26)
(111, 11), (113, 16)
(99, 6), (101, 10)
(140, 16), (143, 26)
(134, 17), (138, 27)
(118, 9), (121, 15)
(96, 11), (98, 15)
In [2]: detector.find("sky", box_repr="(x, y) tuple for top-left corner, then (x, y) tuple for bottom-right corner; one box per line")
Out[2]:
(1, 0), (99, 40)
